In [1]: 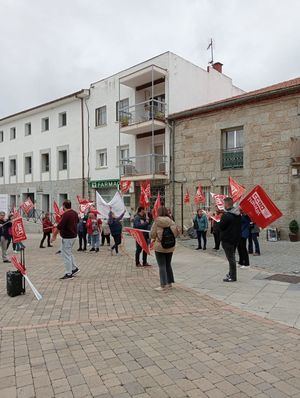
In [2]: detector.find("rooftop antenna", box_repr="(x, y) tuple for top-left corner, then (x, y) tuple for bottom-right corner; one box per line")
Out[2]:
(207, 38), (214, 64)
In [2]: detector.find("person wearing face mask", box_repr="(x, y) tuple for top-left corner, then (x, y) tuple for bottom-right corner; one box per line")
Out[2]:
(219, 197), (241, 282)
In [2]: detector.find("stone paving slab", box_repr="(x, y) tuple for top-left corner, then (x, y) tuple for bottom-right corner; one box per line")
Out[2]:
(0, 234), (299, 397)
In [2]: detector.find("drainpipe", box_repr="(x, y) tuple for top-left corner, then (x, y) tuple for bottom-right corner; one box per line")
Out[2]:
(80, 98), (85, 198)
(171, 120), (175, 216)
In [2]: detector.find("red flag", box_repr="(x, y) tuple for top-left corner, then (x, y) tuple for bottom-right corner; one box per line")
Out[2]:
(211, 193), (226, 211)
(11, 255), (26, 275)
(124, 227), (150, 255)
(140, 181), (151, 208)
(53, 201), (63, 223)
(240, 185), (282, 229)
(120, 180), (131, 194)
(209, 212), (222, 223)
(20, 198), (34, 215)
(184, 190), (190, 204)
(12, 207), (20, 219)
(229, 177), (245, 203)
(12, 217), (27, 243)
(194, 185), (205, 205)
(152, 192), (161, 219)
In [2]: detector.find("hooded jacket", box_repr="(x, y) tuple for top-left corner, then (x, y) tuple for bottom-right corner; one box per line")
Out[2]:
(150, 216), (179, 253)
(219, 207), (241, 245)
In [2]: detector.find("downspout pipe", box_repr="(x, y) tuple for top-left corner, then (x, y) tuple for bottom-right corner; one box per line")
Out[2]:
(80, 98), (85, 198)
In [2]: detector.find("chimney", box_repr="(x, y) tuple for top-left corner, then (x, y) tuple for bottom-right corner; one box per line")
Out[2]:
(212, 62), (223, 73)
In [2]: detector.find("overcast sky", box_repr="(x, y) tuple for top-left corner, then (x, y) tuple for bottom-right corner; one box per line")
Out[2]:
(1, 0), (300, 117)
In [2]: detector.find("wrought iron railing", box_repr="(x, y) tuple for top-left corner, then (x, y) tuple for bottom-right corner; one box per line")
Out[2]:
(120, 154), (167, 176)
(119, 99), (166, 127)
(222, 148), (244, 169)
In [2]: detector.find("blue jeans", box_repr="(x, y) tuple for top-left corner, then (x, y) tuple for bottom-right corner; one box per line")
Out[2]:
(155, 252), (174, 286)
(196, 230), (207, 249)
(61, 238), (77, 275)
(248, 233), (260, 254)
(91, 234), (100, 249)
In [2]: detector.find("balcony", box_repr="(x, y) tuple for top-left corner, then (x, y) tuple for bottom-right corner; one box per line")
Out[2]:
(222, 148), (244, 169)
(120, 154), (168, 180)
(119, 99), (166, 135)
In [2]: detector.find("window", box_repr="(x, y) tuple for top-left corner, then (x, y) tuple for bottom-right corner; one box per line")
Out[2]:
(96, 149), (107, 168)
(10, 159), (16, 176)
(41, 153), (50, 172)
(0, 161), (3, 177)
(10, 127), (16, 140)
(25, 156), (32, 174)
(202, 186), (211, 209)
(59, 112), (67, 127)
(116, 98), (129, 121)
(41, 117), (49, 132)
(221, 185), (229, 196)
(222, 127), (244, 169)
(58, 150), (68, 170)
(119, 145), (129, 162)
(95, 106), (107, 126)
(59, 193), (68, 206)
(0, 131), (3, 142)
(25, 123), (31, 136)
(10, 195), (16, 209)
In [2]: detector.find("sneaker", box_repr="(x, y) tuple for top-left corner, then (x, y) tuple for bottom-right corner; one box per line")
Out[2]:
(39, 246), (45, 249)
(60, 274), (74, 280)
(72, 267), (80, 275)
(77, 248), (82, 252)
(154, 286), (168, 292)
(223, 276), (236, 282)
(143, 263), (152, 267)
(55, 250), (61, 255)
(3, 259), (11, 263)
(95, 248), (99, 253)
(195, 247), (201, 250)
(13, 250), (18, 254)
(136, 263), (143, 267)
(90, 248), (95, 252)
(240, 265), (250, 269)
(253, 253), (261, 256)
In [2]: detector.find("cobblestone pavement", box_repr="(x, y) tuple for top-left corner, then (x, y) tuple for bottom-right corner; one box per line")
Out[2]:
(0, 235), (300, 398)
(180, 236), (300, 275)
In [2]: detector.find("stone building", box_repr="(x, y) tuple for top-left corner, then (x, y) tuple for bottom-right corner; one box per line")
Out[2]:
(168, 78), (300, 238)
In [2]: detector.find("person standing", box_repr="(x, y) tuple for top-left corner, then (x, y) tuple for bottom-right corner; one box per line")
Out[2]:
(237, 212), (251, 268)
(40, 212), (54, 248)
(193, 209), (208, 250)
(86, 213), (102, 252)
(53, 200), (79, 280)
(77, 215), (88, 251)
(248, 222), (261, 256)
(219, 197), (241, 282)
(133, 207), (150, 267)
(0, 211), (11, 263)
(211, 210), (222, 250)
(108, 209), (125, 255)
(101, 219), (111, 246)
(150, 206), (179, 291)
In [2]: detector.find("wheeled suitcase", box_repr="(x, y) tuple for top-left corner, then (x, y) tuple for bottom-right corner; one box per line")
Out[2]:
(7, 271), (25, 297)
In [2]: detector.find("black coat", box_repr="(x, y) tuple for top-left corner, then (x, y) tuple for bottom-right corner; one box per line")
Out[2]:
(219, 211), (241, 245)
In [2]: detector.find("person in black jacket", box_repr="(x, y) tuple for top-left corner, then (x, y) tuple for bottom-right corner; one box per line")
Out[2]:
(133, 207), (150, 267)
(219, 197), (241, 282)
(0, 211), (11, 263)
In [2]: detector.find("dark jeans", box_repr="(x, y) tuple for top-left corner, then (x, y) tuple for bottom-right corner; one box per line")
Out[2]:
(136, 242), (148, 265)
(40, 232), (51, 247)
(155, 252), (174, 286)
(112, 234), (121, 253)
(78, 232), (87, 250)
(213, 231), (220, 250)
(238, 237), (250, 266)
(101, 232), (110, 245)
(222, 242), (237, 281)
(248, 233), (260, 254)
(196, 230), (207, 249)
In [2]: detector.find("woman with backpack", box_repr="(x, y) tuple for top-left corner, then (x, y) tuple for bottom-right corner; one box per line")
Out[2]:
(150, 206), (180, 292)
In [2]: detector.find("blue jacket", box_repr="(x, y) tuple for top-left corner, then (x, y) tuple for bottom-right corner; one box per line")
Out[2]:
(108, 211), (125, 235)
(194, 214), (208, 231)
(241, 215), (251, 239)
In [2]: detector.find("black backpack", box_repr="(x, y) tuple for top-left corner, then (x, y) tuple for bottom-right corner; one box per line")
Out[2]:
(161, 227), (176, 249)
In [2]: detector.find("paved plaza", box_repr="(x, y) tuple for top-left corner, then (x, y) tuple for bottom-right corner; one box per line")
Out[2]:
(0, 235), (300, 398)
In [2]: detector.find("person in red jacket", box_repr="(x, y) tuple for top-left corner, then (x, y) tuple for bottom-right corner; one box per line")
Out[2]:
(40, 212), (54, 248)
(86, 212), (102, 252)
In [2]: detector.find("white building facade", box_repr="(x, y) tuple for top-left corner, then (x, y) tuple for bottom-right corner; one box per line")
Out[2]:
(0, 52), (243, 214)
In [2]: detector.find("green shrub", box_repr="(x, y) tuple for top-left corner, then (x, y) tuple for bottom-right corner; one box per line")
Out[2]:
(289, 219), (299, 234)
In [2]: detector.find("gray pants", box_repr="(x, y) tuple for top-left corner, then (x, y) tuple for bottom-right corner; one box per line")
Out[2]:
(61, 238), (77, 275)
(1, 236), (8, 261)
(155, 251), (174, 286)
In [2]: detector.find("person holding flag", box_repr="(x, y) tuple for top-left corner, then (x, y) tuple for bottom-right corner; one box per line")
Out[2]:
(0, 211), (11, 263)
(133, 207), (151, 267)
(39, 212), (54, 248)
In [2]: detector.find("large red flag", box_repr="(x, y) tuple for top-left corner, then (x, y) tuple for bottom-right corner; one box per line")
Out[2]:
(240, 185), (282, 229)
(120, 180), (131, 194)
(210, 193), (226, 211)
(12, 217), (27, 243)
(53, 201), (63, 223)
(184, 190), (190, 204)
(20, 198), (34, 215)
(229, 177), (245, 203)
(140, 181), (151, 208)
(194, 185), (205, 205)
(152, 192), (161, 219)
(124, 227), (150, 255)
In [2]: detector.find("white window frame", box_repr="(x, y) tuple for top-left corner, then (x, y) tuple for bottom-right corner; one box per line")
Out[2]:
(41, 117), (49, 132)
(96, 149), (108, 168)
(25, 122), (31, 136)
(10, 127), (16, 140)
(59, 112), (67, 127)
(95, 106), (107, 127)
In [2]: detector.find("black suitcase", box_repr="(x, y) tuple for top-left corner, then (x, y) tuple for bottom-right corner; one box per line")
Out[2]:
(7, 270), (25, 297)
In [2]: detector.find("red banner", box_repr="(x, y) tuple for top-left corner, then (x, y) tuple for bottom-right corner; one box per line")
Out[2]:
(184, 190), (190, 204)
(240, 185), (282, 229)
(11, 255), (26, 275)
(53, 201), (63, 223)
(120, 180), (131, 194)
(140, 181), (151, 208)
(152, 192), (161, 219)
(209, 213), (222, 223)
(12, 207), (20, 219)
(124, 227), (150, 255)
(210, 193), (226, 210)
(12, 217), (27, 243)
(20, 198), (34, 215)
(229, 177), (245, 203)
(194, 185), (205, 205)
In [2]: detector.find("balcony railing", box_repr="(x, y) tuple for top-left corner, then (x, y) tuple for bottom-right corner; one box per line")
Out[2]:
(120, 154), (167, 177)
(119, 99), (166, 127)
(222, 148), (244, 169)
